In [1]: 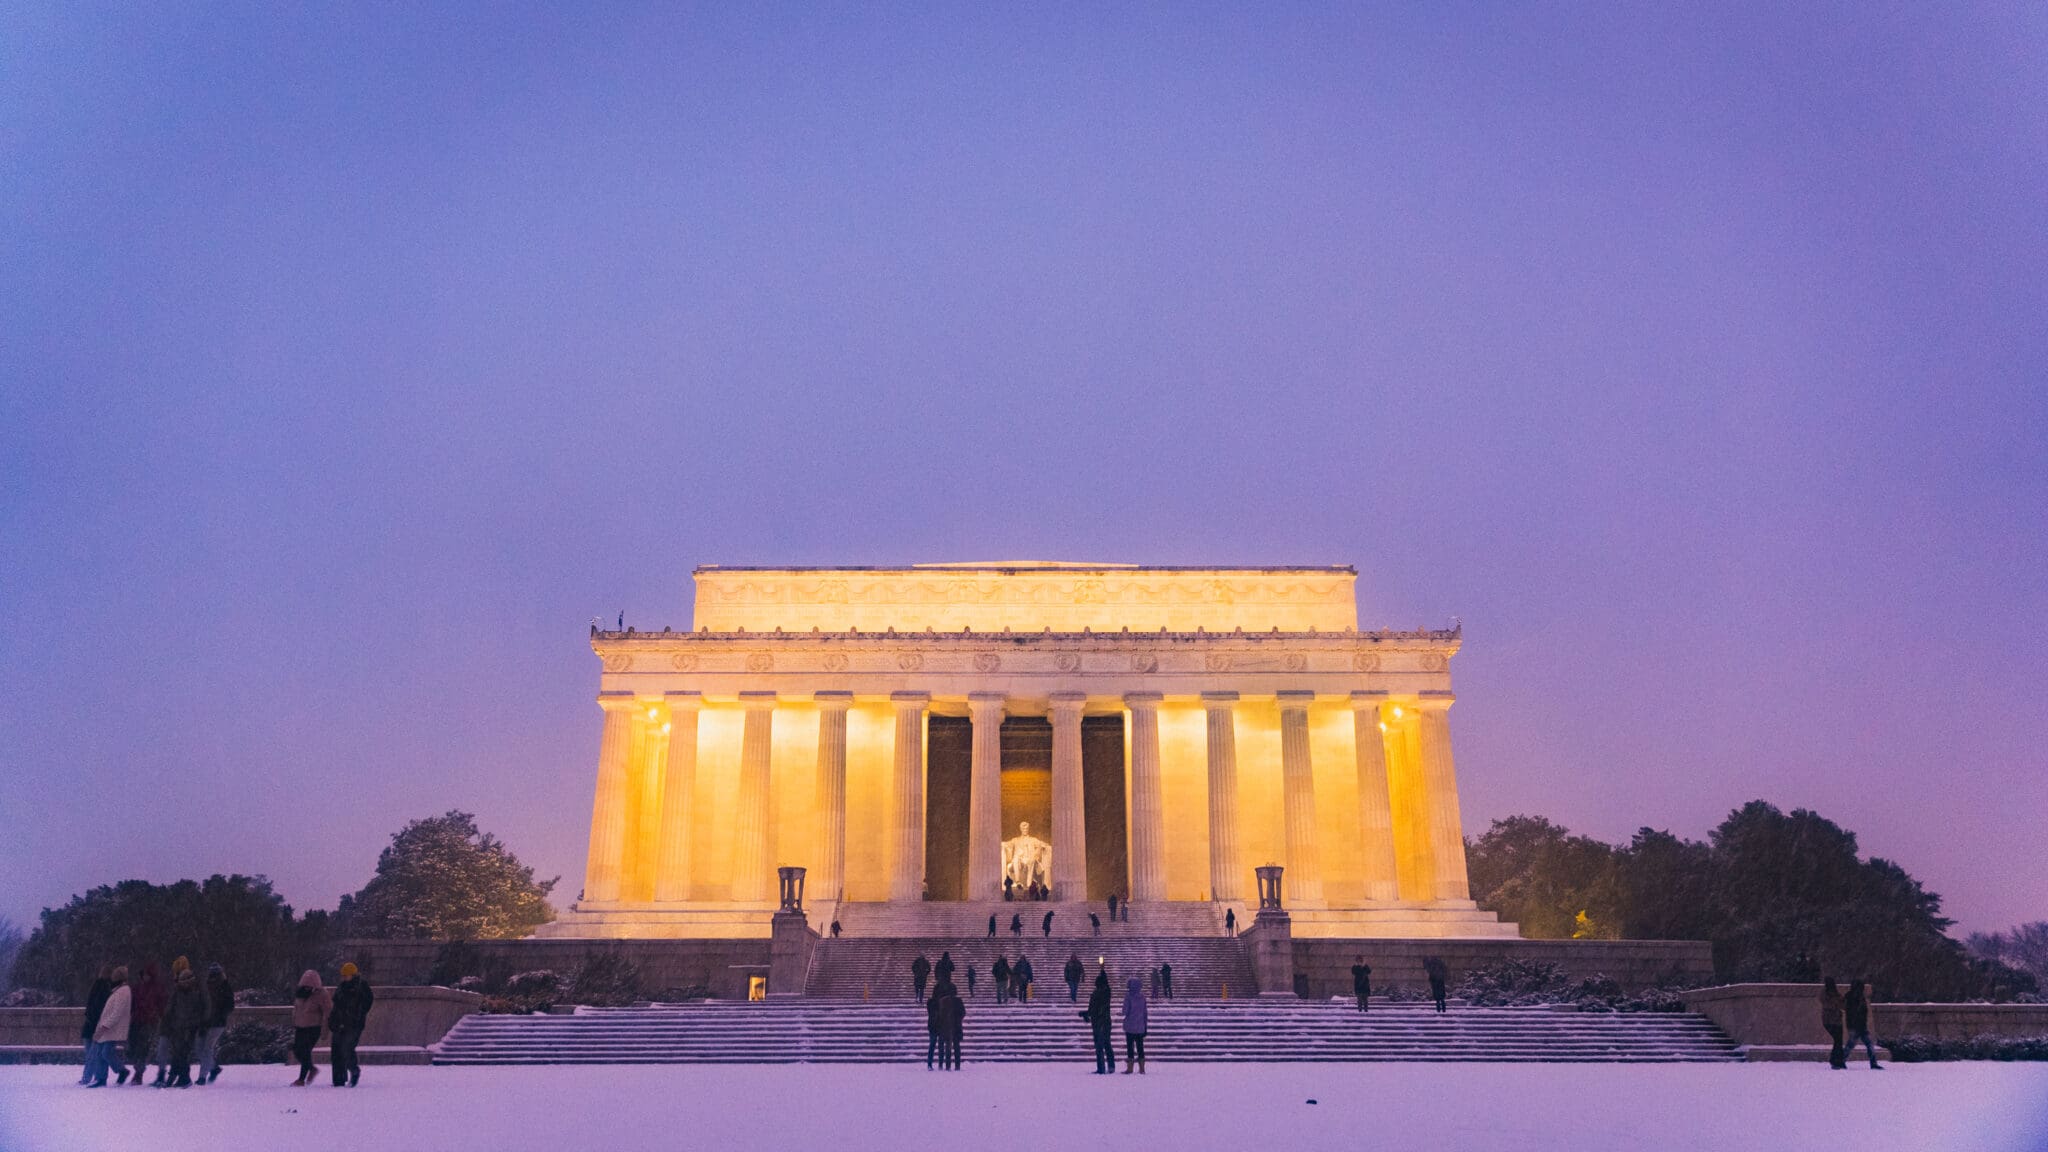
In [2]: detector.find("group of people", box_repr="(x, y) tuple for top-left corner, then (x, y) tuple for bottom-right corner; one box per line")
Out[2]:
(1820, 978), (1883, 1070)
(77, 958), (233, 1089)
(1079, 968), (1150, 1074)
(1001, 875), (1051, 901)
(73, 959), (374, 1088)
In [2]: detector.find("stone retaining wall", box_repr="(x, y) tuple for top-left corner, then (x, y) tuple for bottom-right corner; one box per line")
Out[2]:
(1682, 984), (2048, 1047)
(1292, 938), (1715, 997)
(343, 938), (772, 999)
(0, 986), (482, 1053)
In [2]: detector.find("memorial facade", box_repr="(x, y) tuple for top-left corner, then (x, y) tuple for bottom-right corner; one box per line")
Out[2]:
(539, 563), (1515, 940)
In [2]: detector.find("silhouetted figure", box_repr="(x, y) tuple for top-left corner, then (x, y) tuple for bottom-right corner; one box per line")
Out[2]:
(79, 966), (113, 1085)
(966, 965), (977, 998)
(1015, 955), (1035, 1002)
(1224, 908), (1236, 935)
(1004, 875), (1015, 901)
(197, 963), (233, 1084)
(1082, 970), (1115, 1074)
(925, 981), (946, 1070)
(935, 951), (955, 986)
(1424, 956), (1449, 1014)
(1123, 977), (1149, 1074)
(1351, 957), (1372, 1012)
(1042, 910), (1054, 938)
(1160, 961), (1173, 1000)
(1065, 953), (1085, 1002)
(993, 956), (1011, 1005)
(1845, 981), (1882, 1069)
(1010, 913), (1023, 937)
(328, 962), (374, 1087)
(988, 914), (997, 938)
(911, 954), (931, 1001)
(1107, 894), (1119, 924)
(1120, 892), (1130, 922)
(830, 920), (842, 938)
(129, 962), (165, 1087)
(939, 981), (965, 1070)
(1090, 912), (1102, 936)
(1820, 978), (1847, 1069)
(161, 958), (207, 1087)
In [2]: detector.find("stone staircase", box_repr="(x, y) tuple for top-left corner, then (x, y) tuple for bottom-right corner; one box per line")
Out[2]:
(806, 934), (1254, 1001)
(826, 900), (1230, 939)
(432, 998), (1741, 1065)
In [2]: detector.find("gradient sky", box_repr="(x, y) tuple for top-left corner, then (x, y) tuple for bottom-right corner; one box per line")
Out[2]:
(4, 4), (2044, 938)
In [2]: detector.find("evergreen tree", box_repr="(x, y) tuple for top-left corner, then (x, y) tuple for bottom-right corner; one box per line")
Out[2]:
(1968, 922), (2048, 988)
(1465, 816), (1622, 939)
(337, 811), (556, 941)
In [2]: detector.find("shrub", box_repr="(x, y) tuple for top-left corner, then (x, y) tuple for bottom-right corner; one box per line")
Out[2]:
(477, 970), (561, 1015)
(651, 984), (712, 1003)
(1450, 959), (1689, 1012)
(215, 1020), (292, 1065)
(429, 941), (484, 989)
(564, 951), (641, 1007)
(0, 988), (64, 1008)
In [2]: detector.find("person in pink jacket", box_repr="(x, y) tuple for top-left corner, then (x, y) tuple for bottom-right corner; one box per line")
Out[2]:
(289, 969), (332, 1086)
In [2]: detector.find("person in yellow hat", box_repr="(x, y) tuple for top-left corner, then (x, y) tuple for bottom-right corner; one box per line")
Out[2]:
(328, 962), (375, 1087)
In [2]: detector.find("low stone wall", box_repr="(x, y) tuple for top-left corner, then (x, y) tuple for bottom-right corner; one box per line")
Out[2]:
(343, 938), (772, 1000)
(1292, 938), (1714, 998)
(0, 986), (482, 1056)
(1682, 984), (2048, 1048)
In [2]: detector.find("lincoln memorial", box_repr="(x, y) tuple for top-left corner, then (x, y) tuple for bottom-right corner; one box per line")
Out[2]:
(539, 563), (1516, 941)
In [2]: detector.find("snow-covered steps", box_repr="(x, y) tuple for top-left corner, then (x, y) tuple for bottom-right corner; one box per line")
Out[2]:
(806, 935), (1256, 1001)
(431, 999), (1742, 1065)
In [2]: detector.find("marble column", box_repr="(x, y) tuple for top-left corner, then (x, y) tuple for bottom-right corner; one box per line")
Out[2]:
(1386, 703), (1437, 902)
(581, 692), (640, 904)
(811, 692), (852, 903)
(1277, 690), (1324, 907)
(625, 701), (668, 903)
(1049, 692), (1089, 902)
(888, 692), (930, 903)
(1349, 691), (1401, 902)
(730, 692), (777, 904)
(1125, 692), (1166, 903)
(1416, 694), (1472, 903)
(1201, 691), (1244, 904)
(652, 692), (701, 903)
(966, 693), (1006, 901)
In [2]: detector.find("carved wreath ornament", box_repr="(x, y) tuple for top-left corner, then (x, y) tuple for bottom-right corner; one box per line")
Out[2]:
(973, 654), (1001, 672)
(1352, 652), (1380, 672)
(822, 653), (849, 672)
(1054, 653), (1081, 672)
(1283, 654), (1308, 672)
(601, 653), (633, 672)
(897, 652), (925, 671)
(745, 652), (775, 672)
(1130, 653), (1159, 673)
(1205, 653), (1233, 672)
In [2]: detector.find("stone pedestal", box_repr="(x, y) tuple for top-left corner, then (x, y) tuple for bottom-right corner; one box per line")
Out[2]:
(1245, 909), (1295, 997)
(767, 911), (819, 997)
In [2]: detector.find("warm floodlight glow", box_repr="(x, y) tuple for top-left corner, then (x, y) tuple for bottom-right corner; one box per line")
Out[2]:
(1392, 706), (1404, 718)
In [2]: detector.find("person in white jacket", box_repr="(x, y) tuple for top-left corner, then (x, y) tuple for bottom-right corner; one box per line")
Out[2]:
(87, 967), (133, 1087)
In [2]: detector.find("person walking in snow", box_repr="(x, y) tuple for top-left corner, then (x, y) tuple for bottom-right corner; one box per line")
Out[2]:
(329, 962), (375, 1086)
(86, 967), (132, 1087)
(965, 964), (977, 998)
(935, 951), (955, 987)
(911, 954), (932, 1001)
(1107, 893), (1118, 924)
(128, 961), (165, 1087)
(289, 969), (331, 1086)
(1042, 910), (1054, 938)
(1122, 977), (1149, 1074)
(1160, 961), (1173, 1000)
(1064, 952), (1085, 1002)
(1010, 913), (1023, 937)
(1090, 912), (1102, 936)
(196, 963), (233, 1084)
(988, 914), (998, 938)
(943, 981), (966, 1069)
(160, 957), (207, 1087)
(1015, 955), (1034, 1003)
(1820, 978), (1848, 1069)
(1844, 981), (1883, 1069)
(1351, 956), (1373, 1012)
(925, 981), (945, 1069)
(1082, 969), (1115, 1074)
(79, 965), (114, 1085)
(992, 955), (1011, 1005)
(1424, 956), (1449, 1014)
(1224, 908), (1236, 935)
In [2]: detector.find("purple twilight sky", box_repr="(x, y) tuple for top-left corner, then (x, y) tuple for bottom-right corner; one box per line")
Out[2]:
(3, 4), (2044, 937)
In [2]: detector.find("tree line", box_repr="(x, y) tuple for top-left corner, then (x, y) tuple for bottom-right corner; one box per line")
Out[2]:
(1465, 800), (2039, 1002)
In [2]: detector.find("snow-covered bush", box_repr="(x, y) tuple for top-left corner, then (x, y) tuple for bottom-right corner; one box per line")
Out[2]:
(1883, 1033), (2048, 1061)
(215, 1020), (292, 1064)
(564, 951), (641, 1007)
(0, 988), (63, 1008)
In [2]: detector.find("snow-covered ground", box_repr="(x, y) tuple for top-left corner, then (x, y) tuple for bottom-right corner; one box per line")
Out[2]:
(2, 1062), (2044, 1152)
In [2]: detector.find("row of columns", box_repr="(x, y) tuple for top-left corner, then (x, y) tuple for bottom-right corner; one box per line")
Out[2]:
(581, 688), (1468, 908)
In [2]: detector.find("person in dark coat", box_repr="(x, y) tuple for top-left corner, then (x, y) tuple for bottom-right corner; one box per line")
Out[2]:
(329, 962), (375, 1086)
(160, 958), (207, 1088)
(1081, 969), (1115, 1074)
(1160, 961), (1173, 1000)
(128, 962), (166, 1087)
(965, 964), (977, 998)
(1064, 953), (1085, 1002)
(1010, 913), (1023, 937)
(1351, 956), (1373, 1012)
(1004, 875), (1015, 901)
(1015, 955), (1034, 1003)
(987, 914), (998, 939)
(942, 982), (966, 1069)
(197, 963), (234, 1084)
(935, 951), (955, 986)
(925, 982), (945, 1070)
(830, 920), (842, 938)
(79, 965), (114, 1085)
(1122, 977), (1149, 1074)
(1820, 978), (1847, 1069)
(911, 954), (931, 1001)
(1224, 908), (1236, 935)
(1844, 981), (1882, 1069)
(992, 955), (1011, 1004)
(1042, 910), (1054, 938)
(1107, 894), (1118, 924)
(1424, 956), (1449, 1014)
(1090, 912), (1101, 936)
